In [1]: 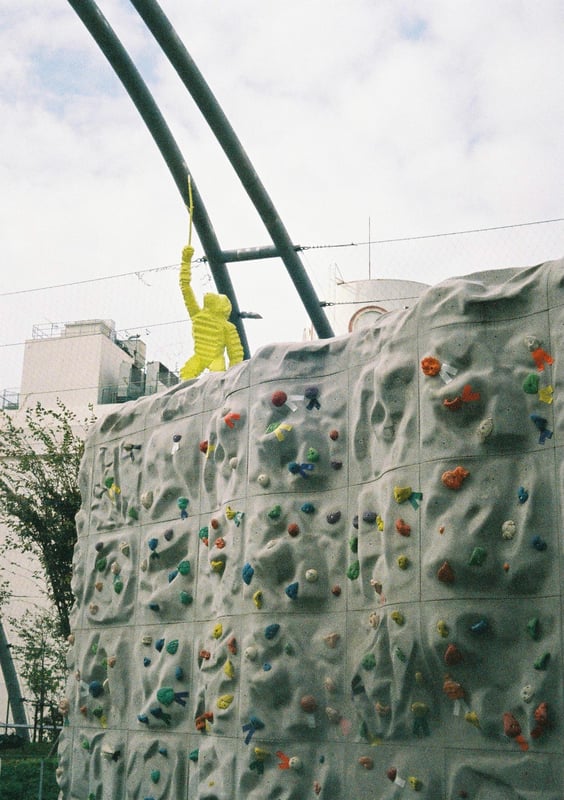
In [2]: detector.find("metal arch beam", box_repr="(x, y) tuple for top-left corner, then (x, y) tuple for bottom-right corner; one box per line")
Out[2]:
(65, 0), (250, 358)
(0, 621), (29, 741)
(128, 0), (335, 340)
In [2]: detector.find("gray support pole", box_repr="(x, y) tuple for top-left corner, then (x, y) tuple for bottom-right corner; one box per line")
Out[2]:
(128, 0), (335, 340)
(0, 621), (29, 742)
(217, 245), (302, 263)
(65, 0), (250, 357)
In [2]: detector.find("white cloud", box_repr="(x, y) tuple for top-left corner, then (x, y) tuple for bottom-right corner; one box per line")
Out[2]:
(0, 0), (563, 392)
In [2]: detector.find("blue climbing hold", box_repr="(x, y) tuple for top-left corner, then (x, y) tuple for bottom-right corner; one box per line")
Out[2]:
(285, 582), (299, 600)
(242, 563), (255, 585)
(264, 623), (280, 640)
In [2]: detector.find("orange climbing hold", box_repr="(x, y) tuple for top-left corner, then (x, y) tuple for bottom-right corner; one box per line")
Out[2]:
(441, 466), (470, 490)
(531, 346), (554, 371)
(421, 356), (441, 376)
(395, 518), (411, 537)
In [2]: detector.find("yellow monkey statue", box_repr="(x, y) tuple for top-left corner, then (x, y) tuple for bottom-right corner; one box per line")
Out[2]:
(179, 245), (244, 381)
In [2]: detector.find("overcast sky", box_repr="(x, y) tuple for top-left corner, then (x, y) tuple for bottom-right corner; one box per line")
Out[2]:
(1, 0), (564, 393)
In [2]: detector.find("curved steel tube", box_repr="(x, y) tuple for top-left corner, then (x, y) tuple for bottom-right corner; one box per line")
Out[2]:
(66, 0), (250, 357)
(128, 0), (334, 340)
(0, 622), (29, 741)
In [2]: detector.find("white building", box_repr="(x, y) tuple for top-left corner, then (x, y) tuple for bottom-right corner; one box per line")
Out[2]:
(0, 319), (178, 738)
(326, 277), (430, 335)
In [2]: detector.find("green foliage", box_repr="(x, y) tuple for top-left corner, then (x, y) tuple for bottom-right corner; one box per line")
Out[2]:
(0, 400), (94, 637)
(0, 755), (59, 800)
(9, 608), (68, 742)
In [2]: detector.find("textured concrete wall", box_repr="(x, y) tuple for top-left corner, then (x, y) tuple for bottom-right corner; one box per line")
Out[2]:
(58, 261), (564, 799)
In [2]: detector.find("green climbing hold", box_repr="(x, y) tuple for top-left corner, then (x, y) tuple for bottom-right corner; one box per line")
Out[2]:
(151, 769), (161, 783)
(95, 557), (107, 572)
(523, 373), (540, 394)
(113, 579), (123, 594)
(157, 687), (175, 706)
(180, 591), (193, 605)
(267, 505), (282, 519)
(166, 639), (179, 655)
(178, 560), (191, 576)
(189, 749), (199, 762)
(468, 546), (487, 566)
(347, 561), (360, 580)
(349, 536), (358, 554)
(361, 653), (376, 670)
(534, 652), (550, 670)
(526, 617), (540, 640)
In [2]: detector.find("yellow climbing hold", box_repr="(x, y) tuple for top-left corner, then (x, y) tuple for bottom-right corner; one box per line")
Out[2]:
(216, 694), (234, 710)
(539, 385), (554, 404)
(465, 710), (480, 728)
(393, 486), (412, 504)
(253, 590), (263, 609)
(223, 659), (235, 679)
(408, 776), (422, 791)
(437, 620), (449, 638)
(274, 423), (293, 441)
(225, 505), (237, 521)
(253, 747), (270, 761)
(212, 623), (223, 639)
(210, 559), (225, 574)
(108, 483), (121, 502)
(391, 610), (405, 625)
(376, 514), (384, 531)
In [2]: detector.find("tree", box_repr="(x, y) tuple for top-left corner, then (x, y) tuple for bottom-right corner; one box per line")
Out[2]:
(9, 608), (68, 743)
(0, 400), (94, 638)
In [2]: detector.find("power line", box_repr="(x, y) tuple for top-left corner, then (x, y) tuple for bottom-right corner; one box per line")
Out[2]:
(1, 216), (562, 299)
(0, 261), (191, 298)
(302, 216), (564, 251)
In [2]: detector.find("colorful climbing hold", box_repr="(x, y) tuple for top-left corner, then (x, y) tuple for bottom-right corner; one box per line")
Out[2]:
(468, 546), (487, 566)
(444, 644), (462, 665)
(530, 414), (553, 443)
(441, 466), (470, 490)
(264, 623), (280, 640)
(242, 563), (255, 585)
(285, 582), (299, 600)
(271, 390), (287, 407)
(534, 652), (550, 670)
(437, 561), (455, 583)
(177, 497), (189, 518)
(421, 356), (441, 376)
(347, 561), (360, 580)
(523, 374), (540, 394)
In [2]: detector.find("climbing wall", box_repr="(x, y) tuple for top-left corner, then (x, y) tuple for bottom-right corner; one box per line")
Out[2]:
(58, 262), (564, 799)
